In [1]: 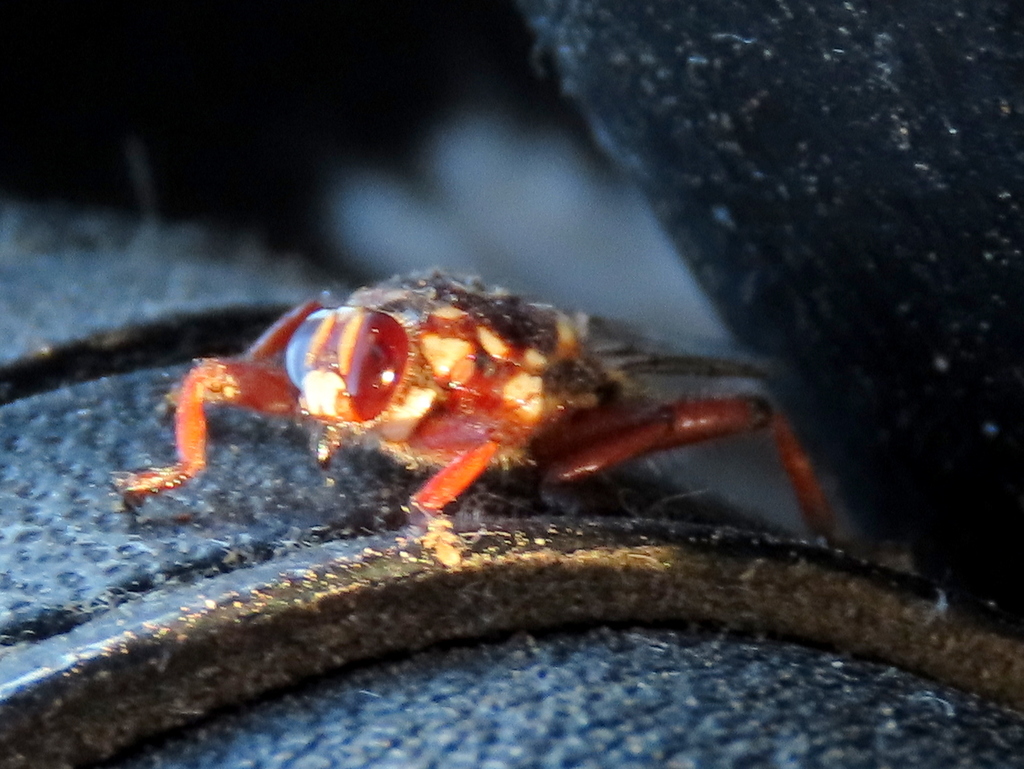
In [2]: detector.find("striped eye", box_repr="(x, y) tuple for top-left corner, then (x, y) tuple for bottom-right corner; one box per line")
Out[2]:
(343, 311), (408, 421)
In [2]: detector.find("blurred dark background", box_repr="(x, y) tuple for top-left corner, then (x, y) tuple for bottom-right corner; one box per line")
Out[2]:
(0, 3), (555, 255)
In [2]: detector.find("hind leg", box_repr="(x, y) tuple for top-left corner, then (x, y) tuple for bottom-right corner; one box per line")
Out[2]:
(534, 396), (835, 538)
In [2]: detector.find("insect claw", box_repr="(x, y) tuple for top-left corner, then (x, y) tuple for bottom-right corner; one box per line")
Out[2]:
(113, 478), (154, 511)
(116, 489), (144, 512)
(403, 501), (435, 535)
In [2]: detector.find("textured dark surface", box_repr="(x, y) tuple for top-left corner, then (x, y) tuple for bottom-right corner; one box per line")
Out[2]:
(10, 504), (1024, 767)
(519, 0), (1024, 607)
(0, 201), (348, 646)
(112, 627), (1024, 769)
(0, 200), (320, 364)
(0, 368), (409, 644)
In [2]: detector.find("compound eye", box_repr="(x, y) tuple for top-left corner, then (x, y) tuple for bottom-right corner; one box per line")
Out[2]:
(345, 311), (409, 421)
(284, 308), (340, 388)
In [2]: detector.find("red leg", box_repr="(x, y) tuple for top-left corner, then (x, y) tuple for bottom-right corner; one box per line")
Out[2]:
(410, 440), (501, 516)
(116, 359), (299, 504)
(244, 299), (322, 360)
(769, 414), (834, 538)
(535, 398), (769, 480)
(535, 396), (835, 538)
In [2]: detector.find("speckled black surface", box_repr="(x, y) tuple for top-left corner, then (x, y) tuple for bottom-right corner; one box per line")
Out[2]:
(111, 627), (1024, 769)
(0, 368), (415, 644)
(518, 0), (1024, 608)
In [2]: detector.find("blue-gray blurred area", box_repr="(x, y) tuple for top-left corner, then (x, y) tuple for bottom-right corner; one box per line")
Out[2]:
(327, 110), (728, 341)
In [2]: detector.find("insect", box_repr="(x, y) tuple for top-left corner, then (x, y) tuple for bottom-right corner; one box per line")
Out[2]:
(116, 272), (833, 536)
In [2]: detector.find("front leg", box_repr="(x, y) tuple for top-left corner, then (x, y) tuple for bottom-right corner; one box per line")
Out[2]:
(409, 440), (501, 517)
(116, 359), (298, 505)
(404, 440), (501, 567)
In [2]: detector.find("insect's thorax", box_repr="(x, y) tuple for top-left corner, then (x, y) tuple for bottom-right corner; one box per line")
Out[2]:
(285, 275), (610, 463)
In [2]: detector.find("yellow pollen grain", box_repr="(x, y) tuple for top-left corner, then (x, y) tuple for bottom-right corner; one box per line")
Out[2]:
(217, 373), (240, 401)
(523, 348), (547, 373)
(376, 386), (437, 441)
(477, 326), (510, 359)
(422, 334), (474, 378)
(503, 372), (544, 421)
(432, 305), (467, 321)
